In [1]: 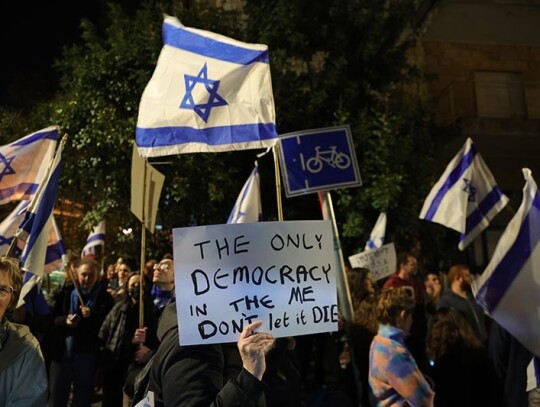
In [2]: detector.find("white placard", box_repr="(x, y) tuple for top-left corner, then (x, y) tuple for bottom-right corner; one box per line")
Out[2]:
(173, 221), (338, 345)
(348, 243), (397, 281)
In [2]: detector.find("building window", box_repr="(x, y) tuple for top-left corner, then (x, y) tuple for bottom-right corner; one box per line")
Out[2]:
(474, 71), (526, 118)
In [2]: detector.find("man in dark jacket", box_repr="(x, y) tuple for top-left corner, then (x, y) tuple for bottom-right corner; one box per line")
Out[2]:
(437, 264), (487, 343)
(146, 303), (274, 407)
(48, 258), (114, 407)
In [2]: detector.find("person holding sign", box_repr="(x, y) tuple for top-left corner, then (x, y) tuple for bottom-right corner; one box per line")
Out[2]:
(369, 287), (434, 407)
(146, 303), (274, 407)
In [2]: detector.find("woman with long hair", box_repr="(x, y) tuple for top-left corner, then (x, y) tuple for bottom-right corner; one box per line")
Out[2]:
(426, 307), (502, 407)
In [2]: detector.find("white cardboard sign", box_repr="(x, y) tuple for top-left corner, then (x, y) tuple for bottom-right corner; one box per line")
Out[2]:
(348, 243), (397, 281)
(173, 221), (338, 345)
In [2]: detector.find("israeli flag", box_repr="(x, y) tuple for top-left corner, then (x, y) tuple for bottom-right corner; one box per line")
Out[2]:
(81, 220), (106, 257)
(0, 201), (65, 273)
(419, 138), (508, 250)
(0, 201), (29, 258)
(17, 215), (68, 308)
(0, 126), (58, 204)
(365, 212), (387, 251)
(18, 136), (65, 277)
(472, 168), (540, 356)
(227, 165), (262, 224)
(136, 16), (278, 157)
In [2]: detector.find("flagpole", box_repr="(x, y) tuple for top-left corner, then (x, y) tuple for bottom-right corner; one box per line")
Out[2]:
(139, 160), (147, 329)
(323, 190), (363, 401)
(66, 262), (85, 307)
(4, 236), (19, 258)
(323, 191), (353, 321)
(272, 145), (283, 221)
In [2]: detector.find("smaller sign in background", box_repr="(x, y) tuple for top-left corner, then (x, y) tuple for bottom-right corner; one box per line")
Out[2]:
(348, 243), (396, 281)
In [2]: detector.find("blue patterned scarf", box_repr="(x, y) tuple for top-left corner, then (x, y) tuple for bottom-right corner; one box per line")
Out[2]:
(69, 282), (102, 314)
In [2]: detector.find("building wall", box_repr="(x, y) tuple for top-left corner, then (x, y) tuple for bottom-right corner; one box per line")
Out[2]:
(418, 0), (540, 266)
(419, 0), (540, 189)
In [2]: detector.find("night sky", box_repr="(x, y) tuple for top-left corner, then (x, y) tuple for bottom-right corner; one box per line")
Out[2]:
(0, 1), (101, 106)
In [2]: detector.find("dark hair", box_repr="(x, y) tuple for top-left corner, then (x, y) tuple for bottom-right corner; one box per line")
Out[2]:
(74, 258), (99, 273)
(447, 264), (469, 284)
(351, 267), (370, 280)
(397, 252), (416, 270)
(162, 253), (173, 260)
(347, 267), (372, 308)
(426, 307), (482, 361)
(423, 271), (439, 282)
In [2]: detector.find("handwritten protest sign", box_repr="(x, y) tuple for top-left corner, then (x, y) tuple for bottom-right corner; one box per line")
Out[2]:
(348, 243), (396, 281)
(173, 221), (338, 345)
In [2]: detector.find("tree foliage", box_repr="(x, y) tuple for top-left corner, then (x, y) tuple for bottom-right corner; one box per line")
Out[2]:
(243, 0), (457, 267)
(0, 0), (458, 268)
(0, 1), (256, 262)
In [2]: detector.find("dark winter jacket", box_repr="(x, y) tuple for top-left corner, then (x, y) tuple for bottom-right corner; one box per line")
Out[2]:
(437, 289), (487, 342)
(98, 295), (158, 368)
(49, 282), (114, 360)
(147, 303), (266, 407)
(431, 343), (502, 407)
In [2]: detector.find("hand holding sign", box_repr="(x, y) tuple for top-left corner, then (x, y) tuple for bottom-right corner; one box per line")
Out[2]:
(238, 320), (275, 380)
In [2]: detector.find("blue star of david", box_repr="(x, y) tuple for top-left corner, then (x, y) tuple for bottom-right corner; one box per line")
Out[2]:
(180, 63), (228, 123)
(0, 153), (16, 183)
(462, 178), (477, 202)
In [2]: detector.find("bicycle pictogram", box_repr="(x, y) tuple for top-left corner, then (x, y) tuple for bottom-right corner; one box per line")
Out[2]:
(305, 146), (351, 173)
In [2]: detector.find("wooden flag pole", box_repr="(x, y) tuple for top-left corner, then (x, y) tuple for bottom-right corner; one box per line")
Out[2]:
(66, 262), (85, 307)
(272, 145), (283, 222)
(139, 160), (147, 329)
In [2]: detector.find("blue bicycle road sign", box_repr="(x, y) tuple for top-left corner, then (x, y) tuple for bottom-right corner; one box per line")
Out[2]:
(278, 125), (362, 197)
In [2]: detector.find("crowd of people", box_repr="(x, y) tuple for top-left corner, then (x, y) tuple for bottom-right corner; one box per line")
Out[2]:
(0, 249), (538, 406)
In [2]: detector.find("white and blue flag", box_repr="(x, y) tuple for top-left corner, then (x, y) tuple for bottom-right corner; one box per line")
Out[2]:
(472, 169), (540, 356)
(136, 16), (278, 157)
(0, 201), (29, 258)
(0, 200), (65, 273)
(419, 138), (508, 250)
(0, 126), (58, 204)
(365, 212), (387, 251)
(227, 164), (262, 224)
(17, 135), (65, 276)
(81, 220), (106, 258)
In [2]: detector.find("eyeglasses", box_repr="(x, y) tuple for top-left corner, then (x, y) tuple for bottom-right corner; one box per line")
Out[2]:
(0, 285), (14, 299)
(154, 262), (171, 272)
